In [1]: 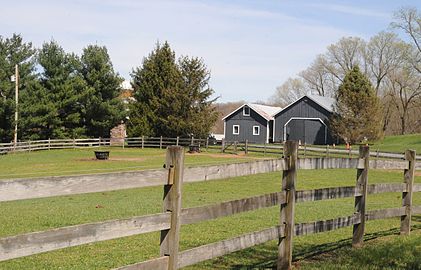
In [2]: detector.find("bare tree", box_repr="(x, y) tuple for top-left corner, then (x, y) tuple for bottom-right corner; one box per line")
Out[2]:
(299, 55), (337, 97)
(366, 31), (409, 95)
(269, 77), (307, 107)
(323, 37), (367, 82)
(392, 7), (421, 74)
(386, 61), (421, 135)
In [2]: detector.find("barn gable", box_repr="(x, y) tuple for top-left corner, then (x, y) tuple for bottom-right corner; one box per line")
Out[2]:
(273, 95), (335, 145)
(223, 103), (281, 144)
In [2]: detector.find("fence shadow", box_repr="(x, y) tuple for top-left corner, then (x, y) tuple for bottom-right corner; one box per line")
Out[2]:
(221, 221), (421, 270)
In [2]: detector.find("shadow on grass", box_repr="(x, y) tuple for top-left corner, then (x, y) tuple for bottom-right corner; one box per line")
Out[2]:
(222, 218), (421, 269)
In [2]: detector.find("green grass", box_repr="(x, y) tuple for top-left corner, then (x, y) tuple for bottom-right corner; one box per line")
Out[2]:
(0, 166), (419, 269)
(372, 133), (421, 153)
(0, 147), (260, 179)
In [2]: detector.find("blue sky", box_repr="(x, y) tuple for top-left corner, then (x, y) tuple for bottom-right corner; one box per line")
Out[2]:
(1, 0), (420, 102)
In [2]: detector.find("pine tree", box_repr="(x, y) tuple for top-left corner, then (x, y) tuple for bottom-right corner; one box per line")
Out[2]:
(128, 41), (218, 138)
(0, 34), (36, 142)
(129, 41), (184, 137)
(20, 41), (85, 139)
(330, 66), (382, 143)
(179, 56), (218, 138)
(80, 45), (124, 138)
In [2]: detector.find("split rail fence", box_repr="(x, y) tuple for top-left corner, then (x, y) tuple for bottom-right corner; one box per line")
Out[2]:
(222, 140), (421, 161)
(0, 143), (420, 269)
(0, 136), (208, 154)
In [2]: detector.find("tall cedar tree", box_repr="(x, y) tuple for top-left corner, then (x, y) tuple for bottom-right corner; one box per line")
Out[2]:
(0, 34), (36, 142)
(129, 42), (218, 138)
(20, 41), (85, 139)
(330, 66), (382, 143)
(179, 56), (218, 138)
(80, 45), (124, 138)
(129, 41), (185, 137)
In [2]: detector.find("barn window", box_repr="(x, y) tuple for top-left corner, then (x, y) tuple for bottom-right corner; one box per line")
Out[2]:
(243, 106), (250, 116)
(253, 126), (260, 135)
(233, 125), (240, 135)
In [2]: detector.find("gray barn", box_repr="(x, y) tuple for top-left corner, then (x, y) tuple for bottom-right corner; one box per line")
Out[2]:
(273, 95), (335, 145)
(223, 104), (281, 144)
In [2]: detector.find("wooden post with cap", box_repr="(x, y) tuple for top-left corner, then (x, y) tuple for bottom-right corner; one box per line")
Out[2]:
(352, 145), (369, 248)
(160, 146), (184, 270)
(278, 140), (298, 270)
(400, 149), (415, 235)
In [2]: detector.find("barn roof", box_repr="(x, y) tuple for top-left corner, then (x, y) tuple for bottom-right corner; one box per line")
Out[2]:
(307, 94), (335, 112)
(274, 94), (335, 117)
(222, 103), (282, 121)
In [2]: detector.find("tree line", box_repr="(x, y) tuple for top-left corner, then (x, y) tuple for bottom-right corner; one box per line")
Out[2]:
(271, 7), (421, 137)
(0, 36), (218, 143)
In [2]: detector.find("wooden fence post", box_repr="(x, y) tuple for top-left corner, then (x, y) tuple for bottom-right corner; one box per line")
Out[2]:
(160, 136), (163, 149)
(48, 138), (51, 150)
(206, 137), (209, 151)
(28, 140), (31, 152)
(326, 144), (329, 157)
(160, 146), (184, 270)
(176, 136), (179, 146)
(221, 138), (225, 153)
(352, 145), (369, 248)
(278, 140), (298, 270)
(264, 142), (267, 155)
(141, 136), (144, 149)
(73, 138), (76, 149)
(401, 149), (416, 235)
(234, 141), (237, 153)
(245, 140), (248, 155)
(191, 136), (194, 145)
(304, 143), (306, 158)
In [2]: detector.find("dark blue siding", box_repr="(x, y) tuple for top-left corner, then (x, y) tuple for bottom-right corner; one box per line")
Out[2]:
(274, 97), (334, 144)
(225, 106), (268, 143)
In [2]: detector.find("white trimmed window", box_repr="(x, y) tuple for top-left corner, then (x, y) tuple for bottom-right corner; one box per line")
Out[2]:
(233, 125), (240, 135)
(243, 106), (250, 116)
(253, 126), (260, 135)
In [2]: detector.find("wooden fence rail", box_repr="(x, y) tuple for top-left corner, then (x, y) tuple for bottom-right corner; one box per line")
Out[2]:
(0, 144), (419, 269)
(224, 140), (421, 161)
(0, 136), (208, 154)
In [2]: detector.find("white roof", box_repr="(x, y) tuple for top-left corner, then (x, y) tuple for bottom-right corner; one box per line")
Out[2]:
(248, 103), (282, 120)
(222, 103), (282, 121)
(306, 94), (335, 112)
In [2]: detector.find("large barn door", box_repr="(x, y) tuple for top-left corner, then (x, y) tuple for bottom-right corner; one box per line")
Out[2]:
(285, 118), (326, 145)
(286, 119), (305, 142)
(303, 119), (325, 145)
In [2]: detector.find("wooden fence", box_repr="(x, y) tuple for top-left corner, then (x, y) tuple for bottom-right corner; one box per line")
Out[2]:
(0, 136), (208, 154)
(222, 140), (421, 161)
(0, 143), (420, 269)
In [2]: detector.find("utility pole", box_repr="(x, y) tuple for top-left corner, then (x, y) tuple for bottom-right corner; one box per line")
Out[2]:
(13, 64), (19, 149)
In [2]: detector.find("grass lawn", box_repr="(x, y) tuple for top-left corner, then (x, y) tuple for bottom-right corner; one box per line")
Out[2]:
(0, 160), (419, 269)
(0, 147), (262, 180)
(372, 133), (421, 153)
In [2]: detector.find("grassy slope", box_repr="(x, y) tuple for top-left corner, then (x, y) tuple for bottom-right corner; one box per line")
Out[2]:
(0, 168), (419, 269)
(372, 133), (421, 153)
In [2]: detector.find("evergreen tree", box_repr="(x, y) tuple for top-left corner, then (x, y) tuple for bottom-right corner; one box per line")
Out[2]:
(330, 66), (382, 143)
(179, 56), (218, 138)
(129, 41), (184, 137)
(0, 34), (36, 142)
(80, 45), (124, 137)
(20, 41), (85, 139)
(128, 42), (218, 138)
